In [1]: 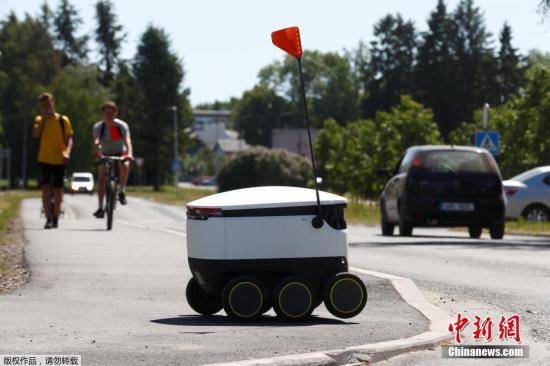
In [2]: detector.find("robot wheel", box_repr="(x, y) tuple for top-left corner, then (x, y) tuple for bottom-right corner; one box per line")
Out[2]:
(185, 277), (222, 315)
(272, 276), (317, 321)
(323, 272), (367, 319)
(222, 276), (267, 320)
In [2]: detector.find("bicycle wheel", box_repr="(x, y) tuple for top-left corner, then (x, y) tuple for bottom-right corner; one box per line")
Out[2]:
(106, 179), (116, 230)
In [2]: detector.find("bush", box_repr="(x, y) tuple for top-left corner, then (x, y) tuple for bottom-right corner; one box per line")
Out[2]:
(217, 146), (313, 192)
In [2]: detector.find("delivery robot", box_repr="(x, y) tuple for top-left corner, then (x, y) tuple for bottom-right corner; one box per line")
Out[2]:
(185, 185), (367, 321)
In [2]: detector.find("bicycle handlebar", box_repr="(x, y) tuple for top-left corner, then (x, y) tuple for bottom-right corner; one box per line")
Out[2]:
(97, 156), (133, 164)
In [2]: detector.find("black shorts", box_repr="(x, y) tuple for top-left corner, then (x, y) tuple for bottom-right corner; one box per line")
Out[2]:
(40, 163), (66, 188)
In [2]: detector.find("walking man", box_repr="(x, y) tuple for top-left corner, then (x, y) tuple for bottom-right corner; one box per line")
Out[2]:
(33, 92), (74, 229)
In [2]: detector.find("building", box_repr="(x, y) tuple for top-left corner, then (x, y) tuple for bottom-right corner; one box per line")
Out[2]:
(192, 109), (248, 172)
(271, 128), (320, 156)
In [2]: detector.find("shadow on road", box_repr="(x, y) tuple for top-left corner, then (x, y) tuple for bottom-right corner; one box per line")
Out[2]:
(151, 314), (355, 327)
(24, 227), (107, 232)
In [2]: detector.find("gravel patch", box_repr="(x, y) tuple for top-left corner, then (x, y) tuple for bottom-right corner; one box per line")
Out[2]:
(0, 218), (29, 294)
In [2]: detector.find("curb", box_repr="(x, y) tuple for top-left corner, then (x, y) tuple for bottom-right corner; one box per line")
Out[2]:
(206, 268), (451, 366)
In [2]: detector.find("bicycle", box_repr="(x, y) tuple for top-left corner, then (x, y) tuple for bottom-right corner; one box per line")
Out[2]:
(98, 156), (131, 230)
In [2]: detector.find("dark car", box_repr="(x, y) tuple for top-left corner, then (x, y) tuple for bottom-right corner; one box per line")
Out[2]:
(379, 146), (505, 239)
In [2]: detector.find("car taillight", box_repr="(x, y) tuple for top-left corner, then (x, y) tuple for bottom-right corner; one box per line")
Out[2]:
(505, 188), (518, 196)
(413, 158), (421, 167)
(187, 207), (222, 220)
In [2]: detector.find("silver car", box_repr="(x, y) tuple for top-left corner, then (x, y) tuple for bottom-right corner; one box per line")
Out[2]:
(503, 166), (550, 221)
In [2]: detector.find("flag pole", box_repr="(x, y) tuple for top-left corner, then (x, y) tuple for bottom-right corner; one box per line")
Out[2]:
(297, 56), (323, 228)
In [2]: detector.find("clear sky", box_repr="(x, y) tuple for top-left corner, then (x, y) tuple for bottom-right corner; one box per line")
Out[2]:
(1, 0), (548, 106)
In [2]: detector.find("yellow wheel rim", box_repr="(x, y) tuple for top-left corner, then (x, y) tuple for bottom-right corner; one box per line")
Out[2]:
(228, 281), (263, 318)
(278, 282), (312, 318)
(329, 278), (364, 314)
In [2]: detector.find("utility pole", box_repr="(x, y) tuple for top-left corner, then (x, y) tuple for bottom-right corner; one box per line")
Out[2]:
(170, 106), (179, 187)
(482, 103), (490, 130)
(22, 120), (28, 189)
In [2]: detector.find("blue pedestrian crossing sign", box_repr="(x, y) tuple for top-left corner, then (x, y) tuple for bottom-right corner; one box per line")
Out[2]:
(475, 131), (500, 156)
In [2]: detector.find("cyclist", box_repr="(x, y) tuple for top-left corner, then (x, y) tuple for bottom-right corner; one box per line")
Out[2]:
(33, 92), (74, 229)
(93, 101), (133, 218)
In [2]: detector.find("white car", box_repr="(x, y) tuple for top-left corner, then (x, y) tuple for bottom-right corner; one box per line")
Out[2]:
(503, 166), (550, 221)
(70, 172), (94, 194)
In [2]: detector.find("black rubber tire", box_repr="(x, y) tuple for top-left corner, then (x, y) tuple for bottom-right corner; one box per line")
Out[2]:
(490, 222), (505, 240)
(398, 221), (413, 236)
(398, 204), (413, 236)
(106, 179), (115, 231)
(186, 277), (222, 316)
(222, 276), (266, 320)
(323, 273), (367, 319)
(522, 204), (550, 222)
(380, 202), (394, 236)
(468, 226), (482, 239)
(273, 277), (316, 321)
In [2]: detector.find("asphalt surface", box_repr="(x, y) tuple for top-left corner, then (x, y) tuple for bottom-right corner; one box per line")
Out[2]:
(348, 226), (550, 365)
(0, 196), (427, 365)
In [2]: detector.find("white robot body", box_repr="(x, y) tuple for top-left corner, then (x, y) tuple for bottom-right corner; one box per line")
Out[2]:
(185, 186), (366, 320)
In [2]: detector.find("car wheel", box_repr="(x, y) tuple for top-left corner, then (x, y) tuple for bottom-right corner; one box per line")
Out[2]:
(380, 201), (394, 236)
(399, 222), (413, 236)
(468, 226), (482, 239)
(522, 204), (550, 222)
(398, 204), (413, 236)
(490, 222), (505, 240)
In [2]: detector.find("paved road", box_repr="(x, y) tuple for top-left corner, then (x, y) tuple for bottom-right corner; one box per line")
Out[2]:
(0, 196), (426, 365)
(348, 226), (550, 365)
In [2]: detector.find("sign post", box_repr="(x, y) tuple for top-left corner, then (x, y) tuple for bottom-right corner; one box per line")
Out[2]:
(271, 26), (323, 228)
(476, 103), (500, 156)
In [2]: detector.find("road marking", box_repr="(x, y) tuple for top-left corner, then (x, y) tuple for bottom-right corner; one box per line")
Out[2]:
(118, 219), (186, 237)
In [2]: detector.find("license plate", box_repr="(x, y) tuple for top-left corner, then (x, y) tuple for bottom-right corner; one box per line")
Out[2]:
(439, 202), (474, 212)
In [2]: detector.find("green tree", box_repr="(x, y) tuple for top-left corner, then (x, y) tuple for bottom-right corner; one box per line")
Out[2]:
(258, 50), (359, 125)
(232, 85), (289, 146)
(49, 65), (111, 172)
(195, 97), (240, 111)
(54, 0), (88, 65)
(95, 0), (125, 84)
(527, 49), (550, 71)
(0, 13), (61, 186)
(415, 0), (457, 138)
(539, 0), (550, 16)
(217, 146), (312, 192)
(496, 23), (525, 103)
(133, 25), (186, 190)
(374, 96), (442, 179)
(315, 96), (441, 197)
(361, 14), (417, 118)
(39, 1), (54, 32)
(449, 67), (550, 178)
(449, 0), (498, 131)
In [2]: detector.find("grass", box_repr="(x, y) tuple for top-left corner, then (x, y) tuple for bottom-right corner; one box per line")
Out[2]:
(126, 185), (214, 206)
(346, 199), (380, 224)
(127, 185), (382, 224)
(127, 186), (550, 236)
(505, 219), (550, 236)
(0, 191), (38, 232)
(0, 190), (39, 285)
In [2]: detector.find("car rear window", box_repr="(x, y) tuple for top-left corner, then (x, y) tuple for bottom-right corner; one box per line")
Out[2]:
(73, 177), (91, 182)
(418, 151), (494, 175)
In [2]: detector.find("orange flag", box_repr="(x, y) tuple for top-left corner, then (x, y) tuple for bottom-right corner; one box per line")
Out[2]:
(271, 26), (302, 59)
